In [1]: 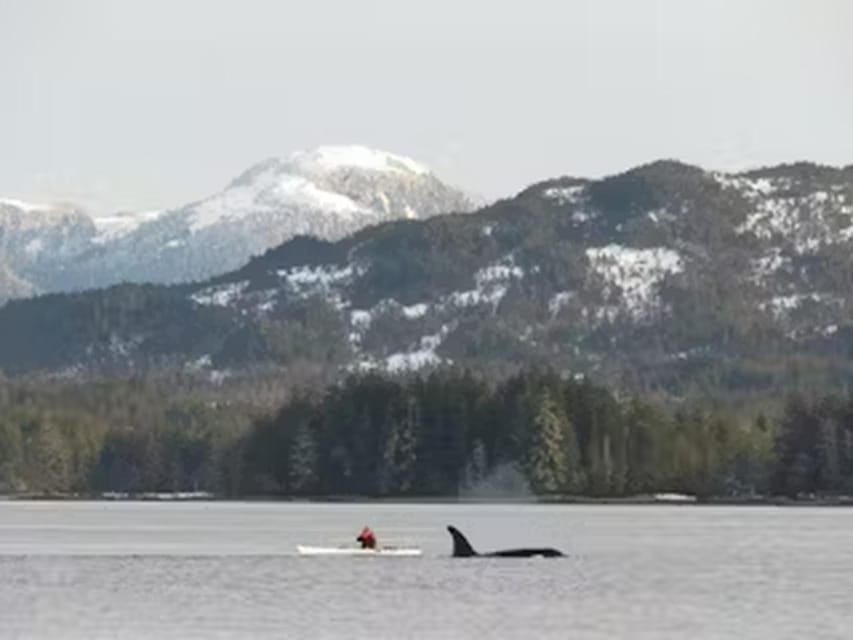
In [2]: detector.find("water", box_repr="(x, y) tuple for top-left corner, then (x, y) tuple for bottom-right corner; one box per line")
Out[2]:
(1, 501), (852, 639)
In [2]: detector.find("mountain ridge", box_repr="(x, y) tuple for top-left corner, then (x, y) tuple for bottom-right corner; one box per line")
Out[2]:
(0, 145), (474, 299)
(2, 158), (852, 396)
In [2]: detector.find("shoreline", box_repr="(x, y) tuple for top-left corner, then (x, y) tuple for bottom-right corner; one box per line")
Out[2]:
(3, 493), (853, 507)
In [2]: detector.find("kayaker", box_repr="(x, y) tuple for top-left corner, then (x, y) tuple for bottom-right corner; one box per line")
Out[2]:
(357, 526), (377, 549)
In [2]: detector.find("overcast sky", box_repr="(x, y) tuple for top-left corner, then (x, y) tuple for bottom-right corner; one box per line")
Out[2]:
(1, 0), (851, 213)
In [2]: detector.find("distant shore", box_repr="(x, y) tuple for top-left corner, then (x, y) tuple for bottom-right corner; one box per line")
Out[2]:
(3, 492), (853, 506)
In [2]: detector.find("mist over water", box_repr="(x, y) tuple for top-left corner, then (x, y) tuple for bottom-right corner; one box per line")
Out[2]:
(460, 462), (533, 500)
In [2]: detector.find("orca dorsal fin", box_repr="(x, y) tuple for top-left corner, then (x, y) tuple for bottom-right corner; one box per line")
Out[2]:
(447, 525), (478, 557)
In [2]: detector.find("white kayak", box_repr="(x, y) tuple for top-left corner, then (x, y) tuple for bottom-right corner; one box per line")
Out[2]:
(297, 545), (422, 557)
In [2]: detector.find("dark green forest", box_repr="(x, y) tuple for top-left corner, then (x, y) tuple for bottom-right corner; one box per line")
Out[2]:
(2, 368), (852, 500)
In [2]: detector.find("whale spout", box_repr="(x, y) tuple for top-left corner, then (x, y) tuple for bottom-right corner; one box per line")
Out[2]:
(446, 525), (564, 558)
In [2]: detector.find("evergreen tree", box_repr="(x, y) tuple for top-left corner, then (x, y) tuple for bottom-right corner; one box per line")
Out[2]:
(385, 395), (418, 494)
(29, 419), (72, 494)
(524, 389), (569, 494)
(289, 421), (318, 494)
(0, 418), (22, 492)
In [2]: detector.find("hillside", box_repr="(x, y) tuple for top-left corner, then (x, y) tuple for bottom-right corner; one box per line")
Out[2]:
(2, 160), (853, 394)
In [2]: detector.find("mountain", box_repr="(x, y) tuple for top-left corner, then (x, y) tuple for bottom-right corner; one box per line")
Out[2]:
(2, 160), (853, 395)
(0, 146), (474, 297)
(0, 198), (97, 303)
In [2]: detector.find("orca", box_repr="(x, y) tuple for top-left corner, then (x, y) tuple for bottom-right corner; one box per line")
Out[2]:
(447, 525), (564, 558)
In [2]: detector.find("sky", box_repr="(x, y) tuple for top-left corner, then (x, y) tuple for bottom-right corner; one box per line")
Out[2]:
(1, 0), (851, 214)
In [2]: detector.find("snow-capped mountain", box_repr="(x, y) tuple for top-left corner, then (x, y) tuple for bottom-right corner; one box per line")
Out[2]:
(51, 145), (474, 290)
(0, 198), (97, 303)
(0, 146), (474, 299)
(3, 159), (853, 396)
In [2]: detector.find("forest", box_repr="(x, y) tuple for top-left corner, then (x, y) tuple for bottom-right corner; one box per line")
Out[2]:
(1, 368), (852, 500)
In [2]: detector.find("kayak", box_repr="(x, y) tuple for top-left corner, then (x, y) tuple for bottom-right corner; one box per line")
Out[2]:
(297, 545), (422, 557)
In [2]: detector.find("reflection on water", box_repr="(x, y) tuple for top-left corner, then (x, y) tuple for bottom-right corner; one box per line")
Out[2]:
(1, 502), (852, 639)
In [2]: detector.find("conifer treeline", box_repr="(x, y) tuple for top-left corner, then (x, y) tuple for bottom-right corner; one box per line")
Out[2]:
(2, 369), (853, 498)
(240, 370), (775, 497)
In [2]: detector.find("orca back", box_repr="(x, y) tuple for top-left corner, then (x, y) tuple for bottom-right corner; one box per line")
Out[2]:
(447, 525), (564, 558)
(487, 547), (565, 558)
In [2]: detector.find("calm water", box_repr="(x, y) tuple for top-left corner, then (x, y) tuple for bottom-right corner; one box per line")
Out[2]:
(1, 501), (851, 639)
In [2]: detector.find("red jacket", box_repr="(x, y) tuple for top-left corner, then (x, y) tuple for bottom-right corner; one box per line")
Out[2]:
(357, 527), (376, 548)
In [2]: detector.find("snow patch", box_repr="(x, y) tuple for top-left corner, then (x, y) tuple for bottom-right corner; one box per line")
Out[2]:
(646, 208), (669, 224)
(448, 285), (508, 309)
(350, 309), (373, 329)
(749, 249), (789, 284)
(278, 264), (358, 302)
(542, 185), (584, 204)
(715, 174), (782, 196)
(401, 302), (429, 319)
(751, 178), (776, 195)
(447, 289), (479, 307)
(191, 281), (249, 307)
(186, 355), (212, 371)
(289, 145), (430, 176)
(349, 299), (429, 332)
(548, 291), (575, 316)
(209, 370), (232, 385)
(435, 255), (525, 312)
(377, 191), (391, 213)
(189, 171), (368, 233)
(360, 325), (452, 373)
(475, 256), (524, 285)
(384, 348), (442, 373)
(272, 175), (367, 215)
(24, 237), (44, 256)
(726, 176), (853, 253)
(106, 333), (143, 358)
(760, 293), (838, 319)
(256, 299), (277, 313)
(586, 245), (683, 318)
(737, 197), (800, 241)
(92, 210), (162, 244)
